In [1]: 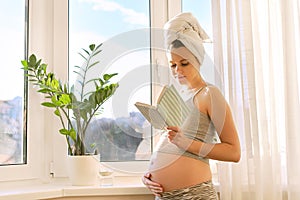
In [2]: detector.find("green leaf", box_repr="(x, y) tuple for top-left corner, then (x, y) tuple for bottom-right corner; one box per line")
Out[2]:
(69, 129), (76, 141)
(73, 65), (81, 69)
(41, 102), (57, 108)
(54, 109), (61, 116)
(103, 73), (118, 81)
(21, 60), (28, 67)
(80, 110), (88, 122)
(37, 88), (52, 94)
(59, 94), (71, 105)
(69, 92), (77, 102)
(59, 128), (76, 142)
(89, 44), (95, 51)
(36, 59), (42, 68)
(59, 128), (69, 135)
(73, 70), (84, 79)
(50, 79), (60, 90)
(82, 48), (90, 56)
(94, 43), (102, 51)
(51, 95), (62, 107)
(97, 78), (104, 86)
(29, 54), (37, 64)
(88, 93), (96, 105)
(40, 63), (47, 74)
(95, 92), (104, 104)
(63, 84), (68, 93)
(93, 49), (102, 57)
(87, 61), (99, 70)
(78, 52), (87, 61)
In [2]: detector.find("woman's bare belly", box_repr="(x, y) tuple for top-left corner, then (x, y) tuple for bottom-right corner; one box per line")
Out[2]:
(148, 152), (212, 192)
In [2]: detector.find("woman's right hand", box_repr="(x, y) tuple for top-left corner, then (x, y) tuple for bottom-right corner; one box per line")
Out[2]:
(142, 173), (164, 197)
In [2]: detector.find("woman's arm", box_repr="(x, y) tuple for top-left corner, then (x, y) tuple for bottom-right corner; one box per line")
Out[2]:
(167, 106), (240, 162)
(167, 86), (241, 162)
(188, 104), (240, 162)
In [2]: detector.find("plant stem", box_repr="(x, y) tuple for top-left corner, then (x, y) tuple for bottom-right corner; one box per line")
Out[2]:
(79, 52), (93, 102)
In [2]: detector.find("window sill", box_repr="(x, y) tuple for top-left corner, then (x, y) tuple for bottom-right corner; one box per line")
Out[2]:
(0, 176), (153, 200)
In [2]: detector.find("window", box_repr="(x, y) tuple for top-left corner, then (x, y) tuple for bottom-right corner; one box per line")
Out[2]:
(0, 0), (27, 165)
(69, 0), (151, 162)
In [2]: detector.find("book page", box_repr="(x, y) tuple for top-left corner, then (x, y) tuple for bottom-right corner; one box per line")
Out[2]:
(134, 102), (167, 129)
(157, 85), (190, 126)
(135, 85), (190, 129)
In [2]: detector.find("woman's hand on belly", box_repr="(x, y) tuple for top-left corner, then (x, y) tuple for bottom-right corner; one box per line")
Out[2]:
(142, 173), (164, 197)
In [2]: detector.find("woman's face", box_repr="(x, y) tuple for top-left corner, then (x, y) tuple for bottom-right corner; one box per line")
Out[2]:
(169, 46), (201, 87)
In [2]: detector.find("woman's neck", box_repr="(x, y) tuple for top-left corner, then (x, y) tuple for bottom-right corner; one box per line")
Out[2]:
(188, 78), (206, 91)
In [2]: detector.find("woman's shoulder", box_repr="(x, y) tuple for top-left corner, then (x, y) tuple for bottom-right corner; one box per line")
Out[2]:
(194, 83), (226, 107)
(205, 83), (221, 90)
(192, 84), (220, 113)
(204, 84), (225, 96)
(193, 83), (228, 119)
(197, 83), (223, 97)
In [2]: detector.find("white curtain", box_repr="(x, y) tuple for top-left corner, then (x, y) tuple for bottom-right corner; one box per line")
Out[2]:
(211, 0), (300, 199)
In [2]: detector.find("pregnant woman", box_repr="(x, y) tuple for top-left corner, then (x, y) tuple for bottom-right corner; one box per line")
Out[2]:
(142, 12), (241, 200)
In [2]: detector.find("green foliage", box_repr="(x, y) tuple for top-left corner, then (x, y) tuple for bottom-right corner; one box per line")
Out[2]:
(21, 44), (119, 155)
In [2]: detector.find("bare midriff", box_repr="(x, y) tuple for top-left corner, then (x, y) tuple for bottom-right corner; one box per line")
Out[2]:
(148, 152), (212, 192)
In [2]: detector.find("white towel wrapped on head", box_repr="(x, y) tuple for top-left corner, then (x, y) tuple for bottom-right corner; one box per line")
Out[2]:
(164, 12), (211, 66)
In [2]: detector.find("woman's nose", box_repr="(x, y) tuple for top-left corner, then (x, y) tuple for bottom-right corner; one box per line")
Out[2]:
(175, 65), (182, 73)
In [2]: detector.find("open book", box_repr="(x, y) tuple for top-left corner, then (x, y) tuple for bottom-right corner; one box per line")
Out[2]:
(134, 85), (190, 129)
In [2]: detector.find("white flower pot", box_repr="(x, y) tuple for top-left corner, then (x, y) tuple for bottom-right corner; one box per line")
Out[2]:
(68, 155), (100, 186)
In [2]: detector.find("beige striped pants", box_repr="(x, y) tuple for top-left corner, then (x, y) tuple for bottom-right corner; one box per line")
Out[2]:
(155, 180), (218, 200)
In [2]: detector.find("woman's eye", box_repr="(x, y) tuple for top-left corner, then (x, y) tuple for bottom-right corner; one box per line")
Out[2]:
(181, 62), (189, 66)
(170, 64), (176, 68)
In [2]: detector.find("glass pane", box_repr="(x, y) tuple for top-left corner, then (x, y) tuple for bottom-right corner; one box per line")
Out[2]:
(0, 0), (27, 165)
(182, 0), (215, 84)
(69, 0), (151, 161)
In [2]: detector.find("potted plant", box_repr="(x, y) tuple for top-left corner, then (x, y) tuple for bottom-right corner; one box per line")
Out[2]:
(21, 44), (119, 185)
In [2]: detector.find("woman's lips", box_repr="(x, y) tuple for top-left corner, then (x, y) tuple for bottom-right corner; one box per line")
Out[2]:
(177, 75), (186, 81)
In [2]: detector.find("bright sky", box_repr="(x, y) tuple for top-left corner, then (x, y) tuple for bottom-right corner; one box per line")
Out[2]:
(0, 0), (25, 100)
(69, 0), (151, 118)
(69, 0), (149, 69)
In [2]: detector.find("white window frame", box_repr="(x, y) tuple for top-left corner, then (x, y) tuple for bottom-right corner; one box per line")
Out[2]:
(0, 0), (68, 182)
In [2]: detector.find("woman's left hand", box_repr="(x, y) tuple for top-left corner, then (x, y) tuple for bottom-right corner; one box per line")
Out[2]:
(166, 126), (192, 150)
